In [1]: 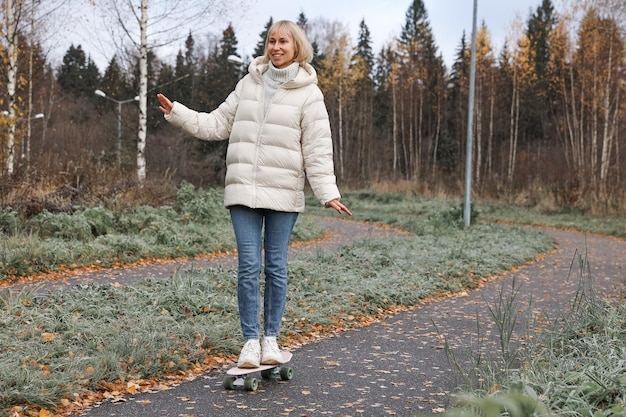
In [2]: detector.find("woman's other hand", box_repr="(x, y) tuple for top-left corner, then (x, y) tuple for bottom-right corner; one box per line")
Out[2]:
(326, 199), (352, 216)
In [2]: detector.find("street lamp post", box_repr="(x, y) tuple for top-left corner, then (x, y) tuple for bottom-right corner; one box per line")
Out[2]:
(464, 0), (478, 228)
(94, 89), (140, 167)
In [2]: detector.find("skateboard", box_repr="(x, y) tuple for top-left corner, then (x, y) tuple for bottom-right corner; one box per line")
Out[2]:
(223, 351), (293, 391)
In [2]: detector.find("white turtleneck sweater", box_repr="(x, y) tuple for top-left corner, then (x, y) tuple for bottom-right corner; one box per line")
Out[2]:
(262, 61), (300, 116)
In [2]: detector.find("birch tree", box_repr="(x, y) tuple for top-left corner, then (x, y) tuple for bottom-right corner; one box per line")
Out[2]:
(501, 15), (528, 185)
(580, 0), (626, 202)
(469, 23), (496, 189)
(549, 0), (625, 207)
(575, 10), (624, 195)
(1, 0), (24, 176)
(86, 0), (245, 182)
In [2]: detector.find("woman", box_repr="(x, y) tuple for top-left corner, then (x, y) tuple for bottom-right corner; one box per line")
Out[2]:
(157, 20), (351, 368)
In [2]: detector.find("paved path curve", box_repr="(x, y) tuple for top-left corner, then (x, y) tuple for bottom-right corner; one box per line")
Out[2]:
(71, 223), (626, 417)
(6, 219), (625, 416)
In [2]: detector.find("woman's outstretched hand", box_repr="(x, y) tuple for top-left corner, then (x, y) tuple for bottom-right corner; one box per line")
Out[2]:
(326, 199), (352, 216)
(157, 93), (173, 115)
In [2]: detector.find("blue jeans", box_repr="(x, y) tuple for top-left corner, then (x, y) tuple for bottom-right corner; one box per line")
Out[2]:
(229, 205), (299, 340)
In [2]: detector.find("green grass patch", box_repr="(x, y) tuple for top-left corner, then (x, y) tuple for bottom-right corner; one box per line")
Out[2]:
(477, 200), (626, 239)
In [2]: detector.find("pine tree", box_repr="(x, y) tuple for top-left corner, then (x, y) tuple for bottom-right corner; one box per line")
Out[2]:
(297, 12), (323, 69)
(58, 44), (101, 97)
(206, 23), (240, 105)
(356, 19), (374, 76)
(174, 32), (197, 106)
(524, 0), (557, 140)
(350, 19), (375, 181)
(396, 0), (445, 179)
(198, 23), (241, 179)
(443, 32), (469, 172)
(101, 55), (127, 100)
(254, 17), (273, 58)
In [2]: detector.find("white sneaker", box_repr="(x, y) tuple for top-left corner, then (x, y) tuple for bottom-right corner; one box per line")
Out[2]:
(261, 337), (284, 365)
(237, 339), (260, 368)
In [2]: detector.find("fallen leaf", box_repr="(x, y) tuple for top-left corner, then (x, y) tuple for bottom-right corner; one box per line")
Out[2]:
(41, 333), (56, 343)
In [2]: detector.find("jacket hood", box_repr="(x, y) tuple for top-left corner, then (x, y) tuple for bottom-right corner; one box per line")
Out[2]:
(248, 56), (318, 89)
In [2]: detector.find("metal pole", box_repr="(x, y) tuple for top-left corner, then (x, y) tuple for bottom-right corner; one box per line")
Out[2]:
(464, 0), (478, 228)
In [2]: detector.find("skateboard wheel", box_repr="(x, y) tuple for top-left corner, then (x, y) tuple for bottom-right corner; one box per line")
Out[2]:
(279, 367), (294, 381)
(244, 377), (258, 391)
(223, 376), (236, 390)
(261, 369), (273, 379)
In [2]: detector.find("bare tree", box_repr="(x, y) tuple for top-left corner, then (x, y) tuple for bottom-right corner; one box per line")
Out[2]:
(502, 14), (526, 185)
(82, 0), (246, 183)
(316, 24), (352, 180)
(2, 0), (24, 176)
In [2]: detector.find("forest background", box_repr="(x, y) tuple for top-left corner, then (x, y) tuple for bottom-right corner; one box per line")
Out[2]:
(1, 0), (625, 215)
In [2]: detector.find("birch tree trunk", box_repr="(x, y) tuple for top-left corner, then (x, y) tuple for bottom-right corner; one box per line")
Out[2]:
(392, 70), (398, 174)
(25, 0), (35, 169)
(3, 0), (23, 176)
(337, 70), (344, 178)
(507, 68), (519, 184)
(487, 82), (494, 179)
(599, 49), (612, 191)
(474, 81), (482, 187)
(136, 0), (148, 182)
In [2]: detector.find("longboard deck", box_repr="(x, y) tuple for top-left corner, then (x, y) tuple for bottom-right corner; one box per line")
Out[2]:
(227, 351), (293, 376)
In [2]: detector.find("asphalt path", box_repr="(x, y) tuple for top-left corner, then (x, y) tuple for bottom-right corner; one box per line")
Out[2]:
(68, 223), (626, 417)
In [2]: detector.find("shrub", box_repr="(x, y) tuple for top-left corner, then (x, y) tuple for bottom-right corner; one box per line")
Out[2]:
(174, 181), (227, 226)
(0, 208), (19, 236)
(82, 206), (114, 237)
(116, 205), (179, 235)
(33, 211), (94, 242)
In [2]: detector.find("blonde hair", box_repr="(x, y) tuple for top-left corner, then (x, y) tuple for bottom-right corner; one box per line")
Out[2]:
(264, 20), (313, 66)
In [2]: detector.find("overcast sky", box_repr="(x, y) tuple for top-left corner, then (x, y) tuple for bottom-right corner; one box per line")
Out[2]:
(226, 0), (544, 68)
(54, 0), (544, 71)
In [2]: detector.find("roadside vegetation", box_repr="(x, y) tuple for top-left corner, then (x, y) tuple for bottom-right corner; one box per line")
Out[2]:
(443, 253), (626, 417)
(477, 200), (626, 239)
(0, 182), (323, 281)
(0, 186), (624, 416)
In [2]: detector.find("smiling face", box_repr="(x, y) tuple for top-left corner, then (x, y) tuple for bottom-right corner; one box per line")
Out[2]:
(266, 29), (296, 69)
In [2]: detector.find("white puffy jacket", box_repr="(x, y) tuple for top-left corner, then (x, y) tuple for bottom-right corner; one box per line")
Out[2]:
(165, 57), (341, 212)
